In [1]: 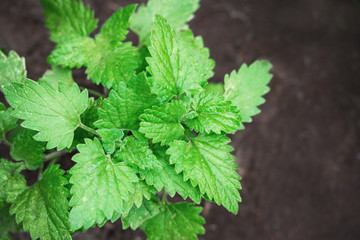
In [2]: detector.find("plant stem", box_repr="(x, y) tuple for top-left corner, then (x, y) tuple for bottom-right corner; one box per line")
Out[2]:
(80, 87), (105, 98)
(161, 188), (168, 203)
(1, 134), (12, 147)
(43, 150), (67, 162)
(79, 123), (100, 137)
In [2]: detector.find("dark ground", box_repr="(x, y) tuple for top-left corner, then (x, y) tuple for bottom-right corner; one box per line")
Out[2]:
(1, 0), (360, 239)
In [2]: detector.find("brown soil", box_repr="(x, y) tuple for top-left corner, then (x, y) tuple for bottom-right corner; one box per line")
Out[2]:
(1, 0), (360, 239)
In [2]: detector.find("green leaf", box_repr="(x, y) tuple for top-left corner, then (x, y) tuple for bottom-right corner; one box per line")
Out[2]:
(122, 196), (160, 230)
(69, 138), (139, 230)
(0, 51), (26, 90)
(97, 128), (124, 154)
(10, 164), (71, 240)
(167, 134), (242, 214)
(3, 79), (89, 150)
(130, 0), (200, 44)
(86, 42), (140, 89)
(147, 16), (211, 102)
(125, 181), (156, 210)
(0, 104), (18, 140)
(224, 60), (273, 127)
(48, 36), (97, 69)
(0, 203), (20, 240)
(41, 65), (74, 89)
(95, 73), (158, 130)
(141, 202), (205, 240)
(96, 4), (137, 46)
(40, 0), (98, 43)
(115, 135), (159, 170)
(10, 128), (46, 170)
(0, 159), (26, 204)
(185, 91), (240, 134)
(140, 145), (201, 203)
(204, 82), (224, 95)
(139, 100), (187, 145)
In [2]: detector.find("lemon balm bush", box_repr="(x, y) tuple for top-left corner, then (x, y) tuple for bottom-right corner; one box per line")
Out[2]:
(0, 0), (273, 239)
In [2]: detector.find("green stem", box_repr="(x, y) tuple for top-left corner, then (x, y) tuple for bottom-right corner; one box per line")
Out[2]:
(42, 150), (67, 162)
(79, 123), (100, 137)
(161, 189), (168, 203)
(1, 134), (12, 147)
(80, 87), (104, 98)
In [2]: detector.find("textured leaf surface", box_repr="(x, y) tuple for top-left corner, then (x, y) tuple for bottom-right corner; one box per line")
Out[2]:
(167, 134), (242, 214)
(97, 128), (124, 154)
(141, 202), (205, 240)
(131, 0), (200, 44)
(95, 73), (157, 130)
(140, 145), (201, 203)
(224, 60), (273, 126)
(185, 91), (240, 134)
(116, 135), (159, 170)
(0, 103), (18, 140)
(86, 42), (140, 89)
(0, 204), (20, 240)
(10, 128), (46, 170)
(139, 101), (187, 145)
(147, 16), (211, 102)
(204, 82), (224, 95)
(41, 66), (74, 88)
(69, 138), (139, 230)
(0, 159), (26, 204)
(3, 79), (88, 150)
(40, 0), (98, 43)
(0, 51), (26, 90)
(122, 196), (160, 230)
(10, 164), (71, 240)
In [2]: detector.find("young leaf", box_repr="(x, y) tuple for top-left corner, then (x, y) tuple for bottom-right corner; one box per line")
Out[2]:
(116, 135), (159, 170)
(122, 196), (161, 230)
(147, 16), (211, 102)
(96, 4), (137, 45)
(3, 79), (89, 150)
(0, 159), (26, 204)
(141, 202), (205, 240)
(224, 60), (273, 127)
(10, 164), (71, 240)
(41, 65), (74, 88)
(97, 128), (124, 154)
(130, 0), (200, 44)
(139, 100), (187, 145)
(0, 103), (18, 140)
(204, 82), (224, 95)
(40, 0), (98, 43)
(0, 51), (26, 89)
(69, 138), (139, 230)
(185, 91), (241, 134)
(10, 128), (46, 170)
(167, 133), (242, 214)
(140, 145), (201, 203)
(0, 203), (20, 240)
(95, 73), (157, 131)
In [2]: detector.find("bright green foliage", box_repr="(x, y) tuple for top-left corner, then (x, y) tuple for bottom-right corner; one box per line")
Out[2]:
(95, 73), (158, 130)
(131, 0), (200, 44)
(10, 128), (46, 170)
(3, 79), (88, 150)
(0, 159), (26, 204)
(1, 1), (273, 239)
(69, 138), (139, 230)
(167, 134), (242, 214)
(40, 0), (98, 43)
(185, 91), (241, 134)
(139, 100), (187, 145)
(0, 51), (26, 90)
(140, 145), (202, 203)
(116, 135), (159, 170)
(147, 16), (213, 102)
(97, 128), (124, 154)
(0, 103), (18, 140)
(122, 196), (161, 230)
(224, 60), (273, 127)
(141, 202), (205, 240)
(0, 203), (20, 240)
(10, 164), (71, 240)
(41, 65), (74, 88)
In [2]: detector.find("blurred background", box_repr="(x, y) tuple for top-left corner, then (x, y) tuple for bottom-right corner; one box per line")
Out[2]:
(1, 0), (360, 239)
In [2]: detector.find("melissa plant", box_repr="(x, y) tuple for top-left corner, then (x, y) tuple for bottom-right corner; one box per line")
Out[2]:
(0, 0), (273, 239)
